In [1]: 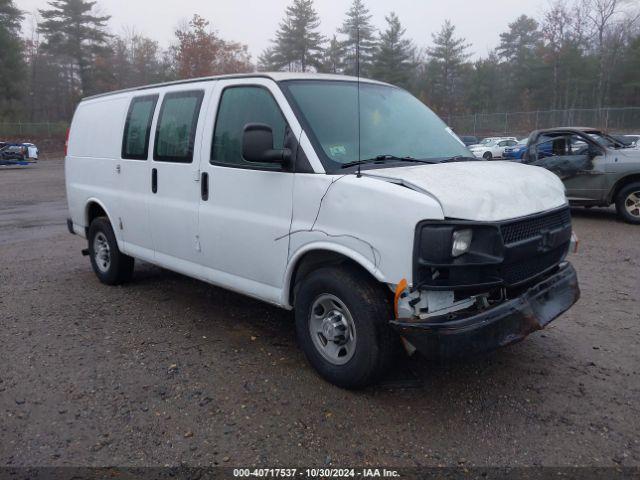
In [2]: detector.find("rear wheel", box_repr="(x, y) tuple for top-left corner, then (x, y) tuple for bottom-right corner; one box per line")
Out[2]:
(483, 151), (493, 160)
(615, 183), (640, 224)
(88, 217), (134, 285)
(294, 265), (400, 389)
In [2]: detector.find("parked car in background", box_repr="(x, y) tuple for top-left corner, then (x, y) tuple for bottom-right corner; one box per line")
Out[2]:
(523, 127), (640, 224)
(505, 138), (554, 161)
(459, 135), (479, 147)
(0, 143), (38, 166)
(503, 139), (528, 160)
(23, 143), (39, 160)
(0, 144), (27, 161)
(469, 137), (518, 160)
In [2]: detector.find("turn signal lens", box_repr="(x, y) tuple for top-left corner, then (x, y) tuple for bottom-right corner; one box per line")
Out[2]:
(452, 229), (473, 257)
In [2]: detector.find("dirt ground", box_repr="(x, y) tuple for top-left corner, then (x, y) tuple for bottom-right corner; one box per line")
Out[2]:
(1, 158), (638, 468)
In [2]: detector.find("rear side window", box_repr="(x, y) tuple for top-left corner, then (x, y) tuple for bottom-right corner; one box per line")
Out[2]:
(154, 91), (204, 163)
(122, 95), (158, 160)
(212, 86), (287, 169)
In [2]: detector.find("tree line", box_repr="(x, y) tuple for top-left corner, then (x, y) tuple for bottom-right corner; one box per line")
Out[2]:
(0, 0), (639, 123)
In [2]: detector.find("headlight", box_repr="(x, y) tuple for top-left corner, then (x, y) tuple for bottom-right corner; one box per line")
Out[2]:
(452, 229), (473, 257)
(414, 222), (503, 266)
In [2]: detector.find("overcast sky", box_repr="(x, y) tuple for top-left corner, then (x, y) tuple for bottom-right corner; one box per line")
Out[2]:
(17, 0), (548, 60)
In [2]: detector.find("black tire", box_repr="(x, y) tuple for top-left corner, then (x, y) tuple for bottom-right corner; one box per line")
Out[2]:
(294, 265), (400, 389)
(483, 151), (493, 160)
(88, 217), (134, 285)
(615, 182), (640, 224)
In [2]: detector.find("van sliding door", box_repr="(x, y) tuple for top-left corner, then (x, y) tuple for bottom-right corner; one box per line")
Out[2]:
(147, 89), (207, 274)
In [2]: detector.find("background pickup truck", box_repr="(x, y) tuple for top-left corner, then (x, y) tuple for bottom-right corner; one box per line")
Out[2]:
(522, 127), (640, 224)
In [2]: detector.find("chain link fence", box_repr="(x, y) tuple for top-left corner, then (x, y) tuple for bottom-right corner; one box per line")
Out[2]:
(0, 122), (68, 138)
(3, 107), (640, 142)
(447, 107), (640, 138)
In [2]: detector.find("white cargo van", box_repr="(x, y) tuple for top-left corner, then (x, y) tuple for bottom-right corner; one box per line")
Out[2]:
(66, 73), (580, 388)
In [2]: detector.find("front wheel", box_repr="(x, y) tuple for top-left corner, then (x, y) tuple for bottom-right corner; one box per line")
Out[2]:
(483, 151), (493, 160)
(88, 217), (135, 285)
(615, 183), (640, 224)
(294, 266), (400, 389)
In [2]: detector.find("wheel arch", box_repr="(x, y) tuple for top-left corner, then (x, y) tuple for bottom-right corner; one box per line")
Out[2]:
(608, 174), (640, 204)
(282, 243), (389, 309)
(84, 198), (117, 238)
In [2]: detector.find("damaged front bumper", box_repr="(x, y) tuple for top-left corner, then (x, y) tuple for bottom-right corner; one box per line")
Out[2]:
(390, 263), (580, 358)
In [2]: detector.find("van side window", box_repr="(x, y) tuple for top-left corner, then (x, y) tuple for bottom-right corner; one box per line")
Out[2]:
(122, 95), (159, 160)
(154, 91), (204, 163)
(212, 86), (286, 169)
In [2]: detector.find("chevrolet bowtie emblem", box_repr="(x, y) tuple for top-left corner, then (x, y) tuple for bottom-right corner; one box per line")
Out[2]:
(538, 228), (554, 253)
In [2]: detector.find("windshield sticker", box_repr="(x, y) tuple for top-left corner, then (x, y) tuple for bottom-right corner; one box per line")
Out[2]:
(446, 127), (466, 147)
(329, 145), (347, 158)
(371, 110), (382, 125)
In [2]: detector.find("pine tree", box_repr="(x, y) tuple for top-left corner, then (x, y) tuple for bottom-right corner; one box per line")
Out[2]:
(0, 0), (27, 119)
(497, 15), (543, 66)
(371, 13), (415, 88)
(38, 0), (111, 95)
(496, 15), (544, 109)
(319, 35), (347, 73)
(257, 47), (282, 72)
(262, 0), (325, 72)
(425, 20), (472, 116)
(0, 0), (21, 33)
(465, 54), (504, 113)
(338, 0), (377, 76)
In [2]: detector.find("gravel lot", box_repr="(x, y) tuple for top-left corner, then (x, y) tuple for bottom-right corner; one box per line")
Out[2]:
(1, 158), (639, 468)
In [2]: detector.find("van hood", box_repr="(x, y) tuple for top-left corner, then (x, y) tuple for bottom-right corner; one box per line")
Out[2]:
(362, 161), (567, 222)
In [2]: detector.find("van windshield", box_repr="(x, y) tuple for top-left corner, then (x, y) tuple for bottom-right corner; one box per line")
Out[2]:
(281, 80), (470, 171)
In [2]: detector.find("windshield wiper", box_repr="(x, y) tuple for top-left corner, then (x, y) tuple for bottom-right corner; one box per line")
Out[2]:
(439, 155), (482, 163)
(341, 155), (435, 169)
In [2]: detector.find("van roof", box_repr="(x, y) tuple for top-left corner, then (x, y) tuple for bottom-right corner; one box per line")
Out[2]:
(82, 72), (390, 102)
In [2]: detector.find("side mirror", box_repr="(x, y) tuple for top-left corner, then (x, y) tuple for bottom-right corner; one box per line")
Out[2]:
(242, 123), (291, 165)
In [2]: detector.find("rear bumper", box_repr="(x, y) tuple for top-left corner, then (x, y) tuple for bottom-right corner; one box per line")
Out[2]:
(67, 218), (75, 235)
(390, 263), (580, 358)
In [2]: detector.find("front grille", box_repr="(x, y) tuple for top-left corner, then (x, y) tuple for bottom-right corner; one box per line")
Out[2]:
(499, 247), (566, 286)
(413, 208), (573, 291)
(501, 208), (571, 245)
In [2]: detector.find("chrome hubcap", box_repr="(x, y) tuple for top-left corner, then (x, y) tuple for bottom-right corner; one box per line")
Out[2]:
(625, 192), (640, 217)
(93, 232), (111, 273)
(309, 294), (356, 365)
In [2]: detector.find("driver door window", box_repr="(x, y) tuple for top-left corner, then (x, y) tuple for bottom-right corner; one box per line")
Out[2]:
(212, 86), (287, 170)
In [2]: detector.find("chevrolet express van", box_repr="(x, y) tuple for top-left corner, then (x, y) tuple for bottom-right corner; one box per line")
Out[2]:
(66, 73), (580, 388)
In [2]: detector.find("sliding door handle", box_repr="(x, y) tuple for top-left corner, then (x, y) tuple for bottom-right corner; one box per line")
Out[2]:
(151, 168), (158, 194)
(201, 172), (209, 201)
